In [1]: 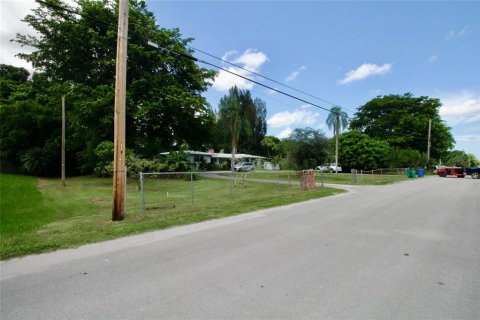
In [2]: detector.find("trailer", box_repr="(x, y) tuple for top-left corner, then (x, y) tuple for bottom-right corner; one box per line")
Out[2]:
(436, 166), (465, 178)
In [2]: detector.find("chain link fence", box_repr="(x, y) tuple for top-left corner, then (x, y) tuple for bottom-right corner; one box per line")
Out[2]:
(138, 170), (324, 212)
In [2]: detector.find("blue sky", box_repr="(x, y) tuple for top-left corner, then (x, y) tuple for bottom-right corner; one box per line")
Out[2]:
(1, 0), (479, 158)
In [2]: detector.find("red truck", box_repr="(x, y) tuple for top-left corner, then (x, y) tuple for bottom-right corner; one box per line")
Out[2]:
(436, 166), (465, 178)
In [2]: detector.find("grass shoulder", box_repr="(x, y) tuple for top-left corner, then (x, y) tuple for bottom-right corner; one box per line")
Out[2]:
(0, 174), (344, 260)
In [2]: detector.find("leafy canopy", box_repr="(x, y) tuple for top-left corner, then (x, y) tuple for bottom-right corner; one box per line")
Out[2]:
(216, 86), (267, 156)
(2, 0), (217, 175)
(338, 130), (390, 171)
(283, 128), (329, 170)
(349, 93), (454, 160)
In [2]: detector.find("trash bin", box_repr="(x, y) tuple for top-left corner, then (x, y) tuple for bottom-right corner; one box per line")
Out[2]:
(406, 168), (411, 177)
(409, 168), (416, 178)
(417, 168), (424, 177)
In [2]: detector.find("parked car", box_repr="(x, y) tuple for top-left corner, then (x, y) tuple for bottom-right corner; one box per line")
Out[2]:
(315, 163), (342, 173)
(465, 167), (480, 179)
(233, 162), (255, 172)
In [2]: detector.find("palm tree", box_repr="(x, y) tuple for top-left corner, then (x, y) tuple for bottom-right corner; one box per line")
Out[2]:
(326, 106), (348, 173)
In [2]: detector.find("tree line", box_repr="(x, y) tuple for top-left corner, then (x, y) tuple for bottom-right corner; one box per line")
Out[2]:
(1, 0), (477, 177)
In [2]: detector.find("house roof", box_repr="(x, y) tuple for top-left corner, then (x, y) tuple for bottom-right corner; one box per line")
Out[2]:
(160, 150), (266, 159)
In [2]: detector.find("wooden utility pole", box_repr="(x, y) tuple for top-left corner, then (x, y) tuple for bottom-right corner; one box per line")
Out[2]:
(112, 0), (129, 221)
(61, 96), (66, 187)
(334, 113), (339, 174)
(427, 118), (432, 162)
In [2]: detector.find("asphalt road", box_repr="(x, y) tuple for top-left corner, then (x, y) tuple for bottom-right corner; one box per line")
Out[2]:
(1, 176), (479, 319)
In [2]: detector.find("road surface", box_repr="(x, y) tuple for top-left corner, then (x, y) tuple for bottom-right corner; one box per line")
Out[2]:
(1, 176), (479, 319)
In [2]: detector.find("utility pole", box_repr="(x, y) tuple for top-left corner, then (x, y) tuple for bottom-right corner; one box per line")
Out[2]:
(61, 96), (66, 187)
(427, 118), (432, 162)
(335, 113), (339, 174)
(112, 0), (129, 221)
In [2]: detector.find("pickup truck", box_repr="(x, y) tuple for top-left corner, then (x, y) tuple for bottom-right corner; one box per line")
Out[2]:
(436, 166), (465, 178)
(465, 167), (480, 179)
(315, 163), (342, 173)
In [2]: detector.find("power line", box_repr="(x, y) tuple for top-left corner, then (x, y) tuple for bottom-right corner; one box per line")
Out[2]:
(187, 44), (355, 114)
(36, 0), (348, 117)
(149, 41), (337, 114)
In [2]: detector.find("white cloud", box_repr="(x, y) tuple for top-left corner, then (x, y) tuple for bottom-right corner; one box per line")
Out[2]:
(428, 55), (438, 63)
(338, 63), (392, 85)
(222, 50), (238, 61)
(0, 0), (78, 74)
(277, 127), (293, 139)
(267, 105), (320, 129)
(0, 0), (38, 73)
(211, 49), (269, 92)
(455, 135), (480, 142)
(445, 26), (469, 40)
(231, 49), (268, 70)
(440, 91), (480, 125)
(211, 67), (255, 91)
(285, 65), (306, 83)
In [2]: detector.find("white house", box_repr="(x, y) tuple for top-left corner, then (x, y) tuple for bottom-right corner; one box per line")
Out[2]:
(160, 150), (267, 168)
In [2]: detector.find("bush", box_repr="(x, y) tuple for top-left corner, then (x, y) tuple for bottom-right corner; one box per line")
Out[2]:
(387, 149), (427, 168)
(20, 146), (57, 176)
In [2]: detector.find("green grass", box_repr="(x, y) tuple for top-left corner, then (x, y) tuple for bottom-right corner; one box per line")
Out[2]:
(229, 170), (408, 185)
(0, 174), (344, 259)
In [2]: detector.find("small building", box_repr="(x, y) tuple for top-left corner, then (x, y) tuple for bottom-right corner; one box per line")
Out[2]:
(161, 150), (267, 169)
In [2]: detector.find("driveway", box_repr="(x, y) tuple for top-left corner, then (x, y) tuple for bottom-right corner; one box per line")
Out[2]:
(1, 177), (479, 319)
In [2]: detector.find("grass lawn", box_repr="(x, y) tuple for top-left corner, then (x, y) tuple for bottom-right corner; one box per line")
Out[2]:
(0, 173), (344, 260)
(231, 170), (408, 185)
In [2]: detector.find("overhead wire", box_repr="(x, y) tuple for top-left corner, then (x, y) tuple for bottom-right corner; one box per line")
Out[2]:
(149, 41), (336, 114)
(187, 44), (356, 114)
(36, 0), (349, 117)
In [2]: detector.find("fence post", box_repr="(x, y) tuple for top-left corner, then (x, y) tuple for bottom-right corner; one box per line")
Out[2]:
(124, 166), (127, 211)
(277, 172), (279, 195)
(351, 169), (357, 184)
(140, 172), (145, 212)
(190, 172), (194, 206)
(230, 170), (233, 199)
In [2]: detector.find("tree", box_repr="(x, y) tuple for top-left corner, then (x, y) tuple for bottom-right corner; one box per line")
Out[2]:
(216, 87), (267, 158)
(466, 153), (480, 167)
(217, 87), (244, 168)
(249, 98), (267, 155)
(1, 69), (67, 176)
(326, 106), (348, 173)
(0, 64), (29, 82)
(261, 136), (281, 158)
(338, 130), (390, 171)
(387, 148), (427, 168)
(7, 0), (216, 175)
(349, 93), (454, 160)
(283, 128), (329, 170)
(443, 150), (470, 167)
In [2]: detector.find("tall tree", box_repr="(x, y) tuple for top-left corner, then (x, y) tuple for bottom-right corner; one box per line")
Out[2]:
(8, 0), (216, 174)
(349, 93), (454, 160)
(261, 136), (281, 158)
(0, 69), (68, 176)
(338, 130), (390, 170)
(217, 87), (244, 168)
(326, 106), (348, 173)
(216, 87), (267, 156)
(283, 128), (329, 170)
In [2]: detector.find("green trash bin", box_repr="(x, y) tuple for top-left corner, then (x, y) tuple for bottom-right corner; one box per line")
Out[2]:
(410, 168), (417, 178)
